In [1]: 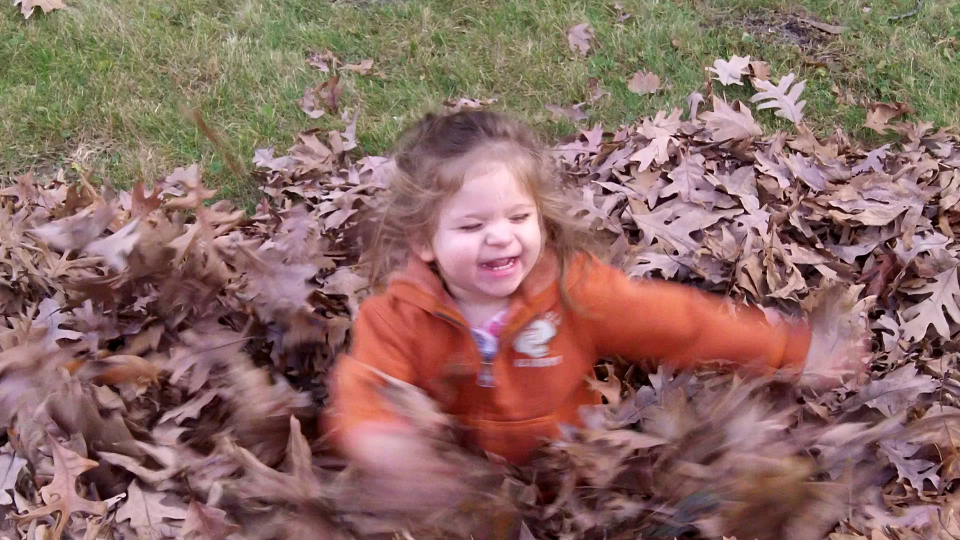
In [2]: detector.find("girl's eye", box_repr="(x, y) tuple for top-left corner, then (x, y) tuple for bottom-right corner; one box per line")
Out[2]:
(458, 224), (483, 232)
(509, 213), (531, 223)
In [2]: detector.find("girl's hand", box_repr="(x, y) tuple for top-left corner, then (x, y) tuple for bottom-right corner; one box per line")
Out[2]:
(800, 327), (869, 389)
(798, 285), (871, 389)
(341, 422), (469, 515)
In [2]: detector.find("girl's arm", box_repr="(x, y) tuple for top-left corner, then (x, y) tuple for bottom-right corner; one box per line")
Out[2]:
(569, 255), (812, 373)
(326, 297), (419, 443)
(326, 298), (469, 512)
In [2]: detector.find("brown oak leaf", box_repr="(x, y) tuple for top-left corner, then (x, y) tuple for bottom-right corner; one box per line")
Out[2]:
(700, 97), (762, 142)
(587, 77), (610, 103)
(711, 165), (760, 211)
(627, 71), (660, 94)
(297, 85), (326, 119)
(629, 137), (671, 172)
(341, 109), (359, 152)
(750, 72), (807, 124)
(0, 445), (27, 505)
(161, 165), (217, 209)
(288, 131), (337, 176)
(32, 297), (83, 350)
(16, 437), (107, 540)
(567, 23), (595, 56)
(298, 76), (343, 119)
(567, 185), (623, 234)
(14, 0), (64, 18)
(85, 218), (142, 271)
(708, 55), (751, 86)
(98, 450), (179, 489)
(686, 91), (704, 120)
(879, 440), (940, 492)
(443, 97), (497, 114)
(587, 365), (623, 407)
(157, 390), (218, 425)
(843, 364), (938, 417)
(940, 169), (960, 212)
(131, 182), (163, 217)
(852, 145), (890, 175)
(864, 101), (914, 134)
(625, 250), (685, 279)
(662, 153), (727, 207)
(900, 265), (960, 341)
(222, 416), (323, 502)
(31, 204), (115, 252)
(320, 266), (370, 318)
(749, 60), (771, 81)
(342, 59), (374, 75)
(116, 480), (188, 540)
(179, 501), (239, 540)
(319, 75), (344, 111)
(546, 103), (589, 123)
(243, 254), (318, 319)
(307, 49), (338, 72)
(799, 18), (847, 34)
(631, 199), (740, 255)
(614, 2), (631, 23)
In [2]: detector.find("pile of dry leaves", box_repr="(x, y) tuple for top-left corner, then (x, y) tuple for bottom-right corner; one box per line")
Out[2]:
(3, 57), (960, 540)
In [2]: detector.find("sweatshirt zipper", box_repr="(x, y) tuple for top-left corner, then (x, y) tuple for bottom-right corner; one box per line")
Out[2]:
(432, 307), (538, 368)
(430, 310), (493, 424)
(430, 311), (487, 383)
(432, 311), (466, 328)
(428, 305), (542, 431)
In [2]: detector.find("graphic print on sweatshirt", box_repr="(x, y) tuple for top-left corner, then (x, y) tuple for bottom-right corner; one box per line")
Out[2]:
(513, 311), (562, 367)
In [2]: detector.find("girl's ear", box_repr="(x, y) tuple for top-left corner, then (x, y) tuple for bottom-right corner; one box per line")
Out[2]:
(408, 236), (436, 263)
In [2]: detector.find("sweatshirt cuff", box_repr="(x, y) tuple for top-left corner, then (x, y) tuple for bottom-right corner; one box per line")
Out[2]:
(778, 321), (813, 371)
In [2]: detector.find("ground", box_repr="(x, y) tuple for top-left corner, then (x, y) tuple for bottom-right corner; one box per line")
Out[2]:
(1, 0), (958, 204)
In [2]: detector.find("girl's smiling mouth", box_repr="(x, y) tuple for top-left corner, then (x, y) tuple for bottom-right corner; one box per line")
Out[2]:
(479, 256), (519, 275)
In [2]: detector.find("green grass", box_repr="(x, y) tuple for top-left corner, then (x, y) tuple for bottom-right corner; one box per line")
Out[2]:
(2, 0), (959, 205)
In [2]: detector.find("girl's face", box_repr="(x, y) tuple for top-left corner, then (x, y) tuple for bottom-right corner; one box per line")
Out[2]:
(414, 163), (543, 307)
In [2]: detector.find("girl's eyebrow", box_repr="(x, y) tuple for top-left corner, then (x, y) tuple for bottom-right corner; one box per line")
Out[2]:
(504, 204), (536, 215)
(458, 204), (534, 220)
(455, 212), (488, 220)
(510, 203), (536, 212)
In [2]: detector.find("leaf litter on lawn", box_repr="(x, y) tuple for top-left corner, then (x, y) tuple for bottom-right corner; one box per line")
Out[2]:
(4, 57), (960, 540)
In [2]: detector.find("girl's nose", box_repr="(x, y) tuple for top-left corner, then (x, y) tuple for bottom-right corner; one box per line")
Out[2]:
(484, 221), (512, 245)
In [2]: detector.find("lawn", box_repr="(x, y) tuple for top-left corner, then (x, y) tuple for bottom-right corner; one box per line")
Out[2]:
(2, 0), (958, 205)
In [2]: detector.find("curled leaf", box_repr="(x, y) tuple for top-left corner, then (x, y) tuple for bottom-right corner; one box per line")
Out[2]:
(864, 101), (914, 134)
(342, 59), (374, 75)
(546, 103), (589, 123)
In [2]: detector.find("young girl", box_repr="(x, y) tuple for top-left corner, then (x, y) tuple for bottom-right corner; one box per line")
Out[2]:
(327, 110), (862, 508)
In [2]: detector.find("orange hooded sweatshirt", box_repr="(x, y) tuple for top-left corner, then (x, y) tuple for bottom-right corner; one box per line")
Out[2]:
(327, 252), (812, 464)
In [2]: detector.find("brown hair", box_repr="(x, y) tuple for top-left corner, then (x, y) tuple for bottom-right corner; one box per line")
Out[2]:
(363, 110), (591, 290)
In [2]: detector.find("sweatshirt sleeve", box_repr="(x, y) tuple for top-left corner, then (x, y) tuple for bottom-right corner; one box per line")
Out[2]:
(568, 255), (812, 372)
(326, 297), (416, 440)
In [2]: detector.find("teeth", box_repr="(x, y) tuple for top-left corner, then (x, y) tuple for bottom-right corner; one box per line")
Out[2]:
(484, 258), (516, 271)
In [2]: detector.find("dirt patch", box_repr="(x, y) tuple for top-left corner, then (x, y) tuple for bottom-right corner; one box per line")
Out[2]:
(743, 13), (830, 50)
(703, 6), (849, 67)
